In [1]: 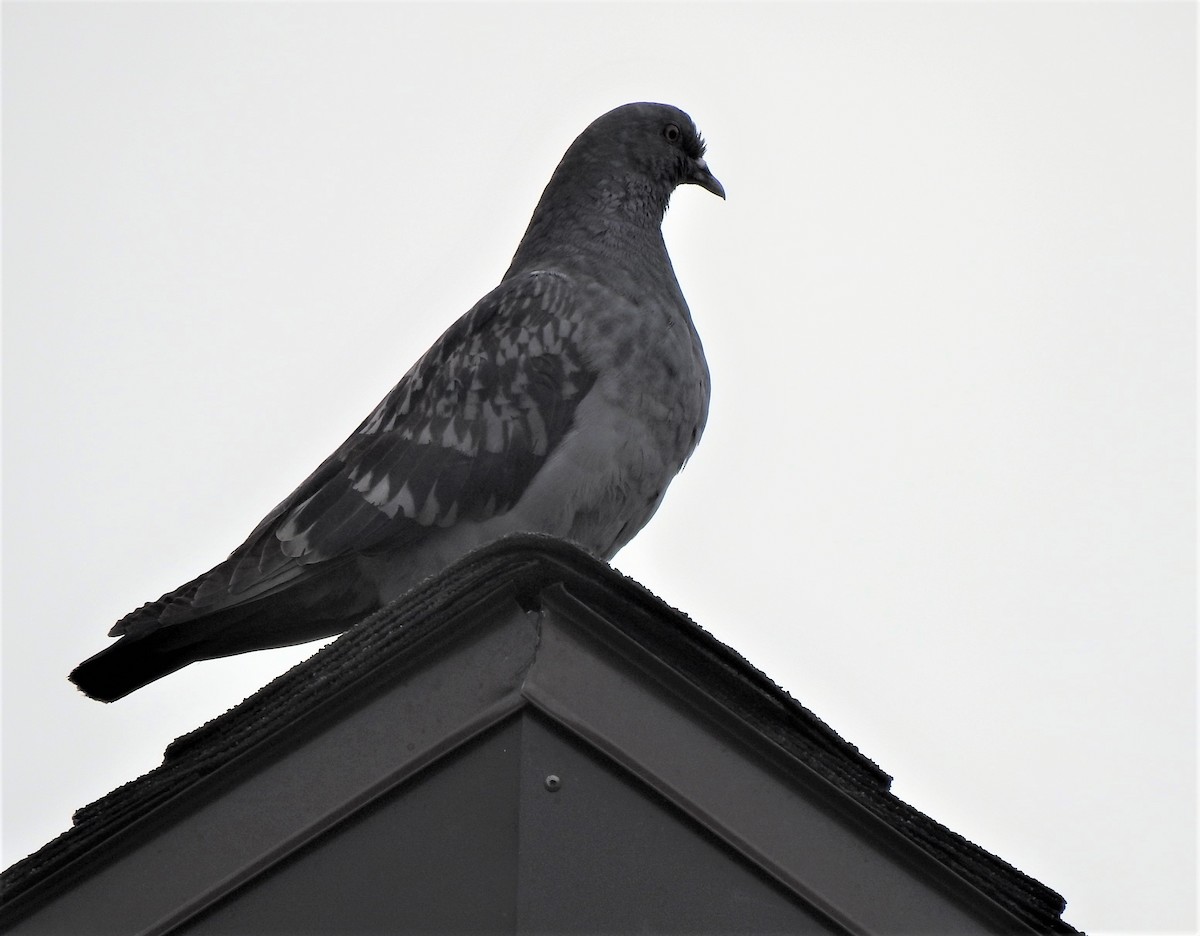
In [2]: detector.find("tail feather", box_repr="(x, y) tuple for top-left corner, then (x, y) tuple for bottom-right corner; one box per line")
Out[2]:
(70, 639), (202, 702)
(71, 562), (379, 701)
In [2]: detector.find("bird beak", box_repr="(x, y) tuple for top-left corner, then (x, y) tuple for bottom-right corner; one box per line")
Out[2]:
(687, 158), (726, 200)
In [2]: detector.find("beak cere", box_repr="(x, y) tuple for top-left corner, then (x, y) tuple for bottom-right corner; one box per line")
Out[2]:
(687, 157), (726, 200)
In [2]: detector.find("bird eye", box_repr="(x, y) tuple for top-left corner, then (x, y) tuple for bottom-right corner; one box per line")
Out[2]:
(663, 123), (681, 144)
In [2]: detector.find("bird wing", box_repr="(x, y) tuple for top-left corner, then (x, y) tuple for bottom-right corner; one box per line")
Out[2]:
(125, 269), (597, 630)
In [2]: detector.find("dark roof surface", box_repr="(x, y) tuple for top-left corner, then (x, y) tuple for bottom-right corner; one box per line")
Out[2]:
(1, 534), (1078, 933)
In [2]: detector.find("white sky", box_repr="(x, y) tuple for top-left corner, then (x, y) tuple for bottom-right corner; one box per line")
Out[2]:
(3, 3), (1195, 933)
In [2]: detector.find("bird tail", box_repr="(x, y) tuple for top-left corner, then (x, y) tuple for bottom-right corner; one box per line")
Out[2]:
(69, 639), (201, 703)
(69, 607), (352, 702)
(70, 560), (381, 702)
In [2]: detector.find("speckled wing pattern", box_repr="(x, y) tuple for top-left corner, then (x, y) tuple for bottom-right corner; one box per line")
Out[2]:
(196, 269), (595, 610)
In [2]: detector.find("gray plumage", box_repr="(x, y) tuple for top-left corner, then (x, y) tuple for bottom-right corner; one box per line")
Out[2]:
(70, 102), (723, 701)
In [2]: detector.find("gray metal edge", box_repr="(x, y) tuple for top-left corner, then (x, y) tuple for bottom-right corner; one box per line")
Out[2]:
(521, 585), (1040, 936)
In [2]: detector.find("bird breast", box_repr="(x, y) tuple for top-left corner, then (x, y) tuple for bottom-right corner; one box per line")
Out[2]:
(526, 278), (710, 557)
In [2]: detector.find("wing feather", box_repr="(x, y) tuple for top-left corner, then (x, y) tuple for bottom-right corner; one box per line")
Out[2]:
(237, 269), (594, 580)
(130, 268), (597, 629)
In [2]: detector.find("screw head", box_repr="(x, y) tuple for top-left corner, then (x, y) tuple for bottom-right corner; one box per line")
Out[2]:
(544, 774), (561, 792)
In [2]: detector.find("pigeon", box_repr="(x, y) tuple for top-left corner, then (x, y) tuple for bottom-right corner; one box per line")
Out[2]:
(70, 102), (723, 702)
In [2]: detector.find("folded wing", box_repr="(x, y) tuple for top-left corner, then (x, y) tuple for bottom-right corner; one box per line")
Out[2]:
(115, 269), (597, 635)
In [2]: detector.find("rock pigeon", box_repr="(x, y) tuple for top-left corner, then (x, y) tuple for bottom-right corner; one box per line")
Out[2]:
(70, 102), (723, 702)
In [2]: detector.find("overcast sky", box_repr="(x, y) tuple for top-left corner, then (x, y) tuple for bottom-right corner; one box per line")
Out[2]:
(3, 3), (1195, 933)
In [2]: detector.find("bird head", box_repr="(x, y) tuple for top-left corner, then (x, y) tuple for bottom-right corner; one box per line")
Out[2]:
(578, 102), (725, 203)
(506, 103), (723, 275)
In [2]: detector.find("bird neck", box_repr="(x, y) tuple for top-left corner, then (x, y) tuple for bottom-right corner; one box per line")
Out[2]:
(505, 173), (675, 281)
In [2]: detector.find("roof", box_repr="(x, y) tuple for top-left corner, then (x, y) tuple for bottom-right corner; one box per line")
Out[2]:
(0, 534), (1079, 933)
